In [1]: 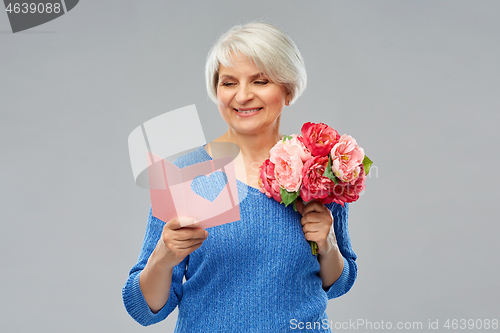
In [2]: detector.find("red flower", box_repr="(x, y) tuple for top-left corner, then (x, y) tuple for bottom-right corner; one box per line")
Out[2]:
(298, 122), (340, 157)
(329, 164), (366, 207)
(258, 158), (282, 203)
(300, 156), (336, 203)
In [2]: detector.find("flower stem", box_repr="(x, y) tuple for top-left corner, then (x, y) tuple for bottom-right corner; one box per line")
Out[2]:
(310, 241), (318, 255)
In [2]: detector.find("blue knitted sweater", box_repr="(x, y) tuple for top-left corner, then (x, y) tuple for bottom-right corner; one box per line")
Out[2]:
(122, 145), (357, 332)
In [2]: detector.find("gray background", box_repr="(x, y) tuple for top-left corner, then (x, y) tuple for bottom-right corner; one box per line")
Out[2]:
(1, 1), (499, 332)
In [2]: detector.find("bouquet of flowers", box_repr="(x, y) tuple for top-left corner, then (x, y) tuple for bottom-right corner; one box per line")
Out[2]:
(258, 122), (372, 255)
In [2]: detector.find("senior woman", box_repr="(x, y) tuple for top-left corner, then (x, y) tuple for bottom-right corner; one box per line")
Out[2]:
(122, 22), (357, 332)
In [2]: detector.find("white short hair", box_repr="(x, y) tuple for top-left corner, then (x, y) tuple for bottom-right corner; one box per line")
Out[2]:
(205, 21), (307, 105)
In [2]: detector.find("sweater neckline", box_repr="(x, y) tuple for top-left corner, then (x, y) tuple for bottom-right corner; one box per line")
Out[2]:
(199, 144), (262, 194)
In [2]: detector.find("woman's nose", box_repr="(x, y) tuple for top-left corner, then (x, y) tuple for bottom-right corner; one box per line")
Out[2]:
(235, 85), (253, 104)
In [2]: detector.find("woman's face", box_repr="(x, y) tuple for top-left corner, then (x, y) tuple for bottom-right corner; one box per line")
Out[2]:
(217, 52), (290, 136)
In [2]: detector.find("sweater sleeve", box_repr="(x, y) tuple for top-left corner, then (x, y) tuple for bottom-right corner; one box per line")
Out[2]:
(323, 202), (358, 300)
(122, 207), (188, 326)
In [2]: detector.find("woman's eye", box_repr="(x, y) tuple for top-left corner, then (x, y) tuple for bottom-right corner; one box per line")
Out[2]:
(221, 82), (235, 86)
(255, 81), (269, 85)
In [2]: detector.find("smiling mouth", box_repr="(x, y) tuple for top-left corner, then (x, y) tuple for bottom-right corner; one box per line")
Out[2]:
(234, 108), (262, 113)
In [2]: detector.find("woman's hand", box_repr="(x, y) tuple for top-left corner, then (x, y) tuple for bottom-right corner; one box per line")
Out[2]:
(296, 199), (345, 289)
(157, 217), (209, 269)
(139, 217), (207, 313)
(296, 199), (337, 256)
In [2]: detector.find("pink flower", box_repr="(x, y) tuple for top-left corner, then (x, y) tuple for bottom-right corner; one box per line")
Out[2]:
(258, 159), (282, 203)
(298, 122), (340, 156)
(280, 134), (312, 163)
(330, 134), (365, 183)
(329, 165), (366, 206)
(300, 156), (336, 203)
(269, 140), (303, 192)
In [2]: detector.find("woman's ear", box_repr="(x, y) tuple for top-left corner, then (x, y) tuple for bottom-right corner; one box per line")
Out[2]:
(285, 91), (291, 106)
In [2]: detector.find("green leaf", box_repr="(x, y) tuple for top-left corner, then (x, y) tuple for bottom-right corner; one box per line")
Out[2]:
(362, 155), (373, 176)
(282, 134), (293, 142)
(323, 155), (339, 184)
(280, 187), (300, 208)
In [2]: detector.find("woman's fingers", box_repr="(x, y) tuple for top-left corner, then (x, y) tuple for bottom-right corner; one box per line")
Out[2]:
(300, 212), (327, 225)
(166, 217), (207, 239)
(303, 230), (320, 242)
(167, 237), (206, 250)
(299, 201), (334, 248)
(162, 230), (208, 257)
(163, 223), (208, 242)
(166, 226), (207, 240)
(301, 200), (328, 216)
(156, 217), (209, 267)
(303, 221), (330, 234)
(167, 216), (199, 230)
(162, 216), (208, 255)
